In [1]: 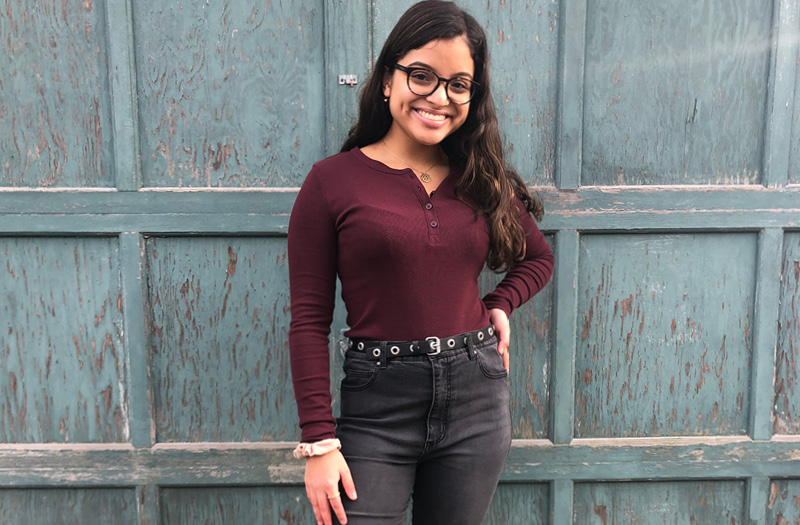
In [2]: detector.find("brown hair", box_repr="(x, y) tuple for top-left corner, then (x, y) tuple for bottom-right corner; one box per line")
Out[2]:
(341, 0), (544, 272)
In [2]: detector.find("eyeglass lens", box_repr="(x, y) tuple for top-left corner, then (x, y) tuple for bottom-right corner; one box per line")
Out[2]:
(406, 68), (473, 104)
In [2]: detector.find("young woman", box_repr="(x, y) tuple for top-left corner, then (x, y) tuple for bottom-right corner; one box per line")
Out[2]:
(288, 2), (554, 524)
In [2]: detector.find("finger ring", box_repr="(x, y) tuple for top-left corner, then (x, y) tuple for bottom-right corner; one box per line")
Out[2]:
(327, 492), (340, 500)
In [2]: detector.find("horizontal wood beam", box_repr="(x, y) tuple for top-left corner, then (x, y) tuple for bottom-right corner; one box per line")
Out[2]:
(0, 187), (798, 234)
(1, 438), (797, 486)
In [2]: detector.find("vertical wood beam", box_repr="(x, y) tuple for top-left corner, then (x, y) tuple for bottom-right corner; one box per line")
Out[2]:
(324, 0), (372, 157)
(747, 476), (770, 524)
(106, 0), (141, 191)
(763, 0), (799, 188)
(136, 485), (159, 525)
(750, 228), (783, 440)
(552, 230), (580, 444)
(551, 479), (574, 525)
(555, 0), (587, 190)
(120, 232), (153, 447)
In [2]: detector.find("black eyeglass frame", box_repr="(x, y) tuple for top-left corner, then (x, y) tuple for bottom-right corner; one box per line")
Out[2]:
(393, 64), (479, 105)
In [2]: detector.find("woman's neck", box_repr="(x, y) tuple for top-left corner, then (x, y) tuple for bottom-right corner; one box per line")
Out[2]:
(381, 127), (445, 168)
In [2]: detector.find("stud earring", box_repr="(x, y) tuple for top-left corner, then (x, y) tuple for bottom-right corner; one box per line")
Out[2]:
(384, 97), (389, 102)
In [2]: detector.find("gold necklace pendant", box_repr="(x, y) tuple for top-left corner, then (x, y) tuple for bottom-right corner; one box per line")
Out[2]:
(419, 172), (432, 183)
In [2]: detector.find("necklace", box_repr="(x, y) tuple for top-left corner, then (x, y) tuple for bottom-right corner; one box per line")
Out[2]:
(381, 140), (438, 183)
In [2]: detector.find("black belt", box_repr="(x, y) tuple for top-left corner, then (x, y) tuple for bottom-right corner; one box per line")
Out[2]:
(349, 326), (495, 359)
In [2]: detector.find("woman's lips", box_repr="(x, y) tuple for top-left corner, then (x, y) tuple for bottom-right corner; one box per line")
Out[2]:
(413, 108), (449, 126)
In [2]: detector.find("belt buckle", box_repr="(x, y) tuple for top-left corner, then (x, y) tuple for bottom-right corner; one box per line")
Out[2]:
(425, 336), (441, 355)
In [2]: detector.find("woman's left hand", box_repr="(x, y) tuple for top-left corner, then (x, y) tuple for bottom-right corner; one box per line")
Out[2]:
(488, 308), (510, 372)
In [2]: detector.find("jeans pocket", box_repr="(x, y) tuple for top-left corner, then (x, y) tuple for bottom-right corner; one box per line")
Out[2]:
(340, 354), (379, 391)
(476, 342), (508, 379)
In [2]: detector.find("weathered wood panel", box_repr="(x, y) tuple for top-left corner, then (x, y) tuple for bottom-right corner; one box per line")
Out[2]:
(0, 0), (114, 187)
(575, 233), (756, 437)
(372, 0), (559, 186)
(160, 486), (312, 524)
(582, 0), (771, 185)
(134, 0), (325, 187)
(145, 237), (297, 442)
(480, 235), (555, 439)
(775, 232), (800, 434)
(573, 480), (747, 524)
(1, 237), (127, 443)
(0, 488), (136, 524)
(768, 479), (800, 525)
(485, 482), (549, 525)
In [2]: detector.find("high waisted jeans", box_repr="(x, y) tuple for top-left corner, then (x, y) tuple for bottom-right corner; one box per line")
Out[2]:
(334, 333), (512, 525)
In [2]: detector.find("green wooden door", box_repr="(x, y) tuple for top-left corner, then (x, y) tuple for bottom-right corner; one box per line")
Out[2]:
(1, 0), (799, 523)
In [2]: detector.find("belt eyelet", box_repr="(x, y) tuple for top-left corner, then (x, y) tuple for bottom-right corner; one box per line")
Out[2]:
(410, 344), (417, 352)
(488, 327), (494, 336)
(357, 342), (365, 350)
(477, 332), (485, 341)
(390, 346), (400, 355)
(447, 338), (455, 348)
(372, 348), (381, 357)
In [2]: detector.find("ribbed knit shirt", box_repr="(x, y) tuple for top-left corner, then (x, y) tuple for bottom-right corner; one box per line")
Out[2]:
(288, 147), (555, 442)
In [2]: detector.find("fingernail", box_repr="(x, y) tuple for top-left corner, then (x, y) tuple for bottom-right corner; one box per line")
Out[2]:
(351, 491), (358, 499)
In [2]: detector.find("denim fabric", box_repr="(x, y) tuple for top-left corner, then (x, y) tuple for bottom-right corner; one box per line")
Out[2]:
(334, 333), (512, 525)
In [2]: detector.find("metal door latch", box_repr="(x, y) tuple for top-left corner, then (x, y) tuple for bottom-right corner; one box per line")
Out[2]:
(338, 74), (358, 86)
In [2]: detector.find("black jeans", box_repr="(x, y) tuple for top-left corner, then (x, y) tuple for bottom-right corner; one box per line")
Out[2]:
(335, 333), (512, 525)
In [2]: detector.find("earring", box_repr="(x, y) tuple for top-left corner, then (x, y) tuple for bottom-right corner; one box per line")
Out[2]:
(384, 97), (389, 102)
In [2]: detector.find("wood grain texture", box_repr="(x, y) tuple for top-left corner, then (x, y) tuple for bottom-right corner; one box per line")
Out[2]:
(775, 233), (800, 435)
(160, 486), (312, 525)
(133, 0), (325, 187)
(582, 0), (772, 185)
(0, 237), (128, 443)
(768, 479), (800, 525)
(0, 0), (114, 187)
(485, 482), (549, 525)
(145, 237), (297, 442)
(480, 235), (555, 439)
(372, 0), (559, 186)
(573, 480), (746, 524)
(0, 488), (136, 525)
(575, 233), (756, 437)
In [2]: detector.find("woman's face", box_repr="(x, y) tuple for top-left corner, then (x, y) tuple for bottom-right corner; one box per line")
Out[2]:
(384, 36), (474, 148)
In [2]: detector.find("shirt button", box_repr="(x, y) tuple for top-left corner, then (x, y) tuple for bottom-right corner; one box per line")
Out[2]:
(417, 187), (422, 191)
(425, 203), (433, 210)
(430, 221), (438, 228)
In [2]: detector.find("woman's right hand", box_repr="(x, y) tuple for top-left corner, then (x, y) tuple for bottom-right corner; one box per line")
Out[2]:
(305, 449), (357, 525)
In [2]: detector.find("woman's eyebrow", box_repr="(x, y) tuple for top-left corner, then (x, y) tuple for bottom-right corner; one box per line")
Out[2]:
(406, 61), (474, 79)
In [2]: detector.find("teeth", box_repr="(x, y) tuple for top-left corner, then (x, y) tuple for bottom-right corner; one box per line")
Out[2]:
(417, 110), (446, 121)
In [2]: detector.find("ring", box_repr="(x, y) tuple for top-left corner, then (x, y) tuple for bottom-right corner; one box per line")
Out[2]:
(327, 492), (340, 500)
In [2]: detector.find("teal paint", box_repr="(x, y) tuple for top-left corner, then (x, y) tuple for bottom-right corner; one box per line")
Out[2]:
(582, 0), (772, 186)
(751, 229), (783, 440)
(749, 476), (770, 523)
(0, 439), (798, 485)
(552, 229), (579, 444)
(145, 237), (298, 442)
(323, 0), (371, 156)
(0, 488), (137, 525)
(484, 483), (550, 525)
(1, 237), (128, 443)
(575, 233), (756, 438)
(573, 480), (747, 524)
(764, 0), (798, 188)
(555, 0), (586, 190)
(775, 232), (800, 435)
(551, 479), (574, 525)
(106, 0), (140, 192)
(766, 479), (800, 523)
(159, 486), (313, 524)
(133, 0), (326, 187)
(480, 237), (555, 439)
(120, 233), (152, 448)
(0, 0), (115, 187)
(136, 485), (159, 525)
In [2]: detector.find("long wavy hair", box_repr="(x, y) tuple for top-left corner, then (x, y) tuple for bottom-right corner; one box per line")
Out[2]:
(341, 0), (544, 272)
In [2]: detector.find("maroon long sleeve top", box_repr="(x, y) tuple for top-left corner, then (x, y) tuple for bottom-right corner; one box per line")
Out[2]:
(288, 147), (554, 442)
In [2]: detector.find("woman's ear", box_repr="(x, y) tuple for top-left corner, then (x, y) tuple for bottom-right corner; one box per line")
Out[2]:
(382, 69), (392, 98)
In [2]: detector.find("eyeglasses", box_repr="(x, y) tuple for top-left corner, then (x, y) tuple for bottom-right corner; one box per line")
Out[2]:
(393, 64), (478, 105)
